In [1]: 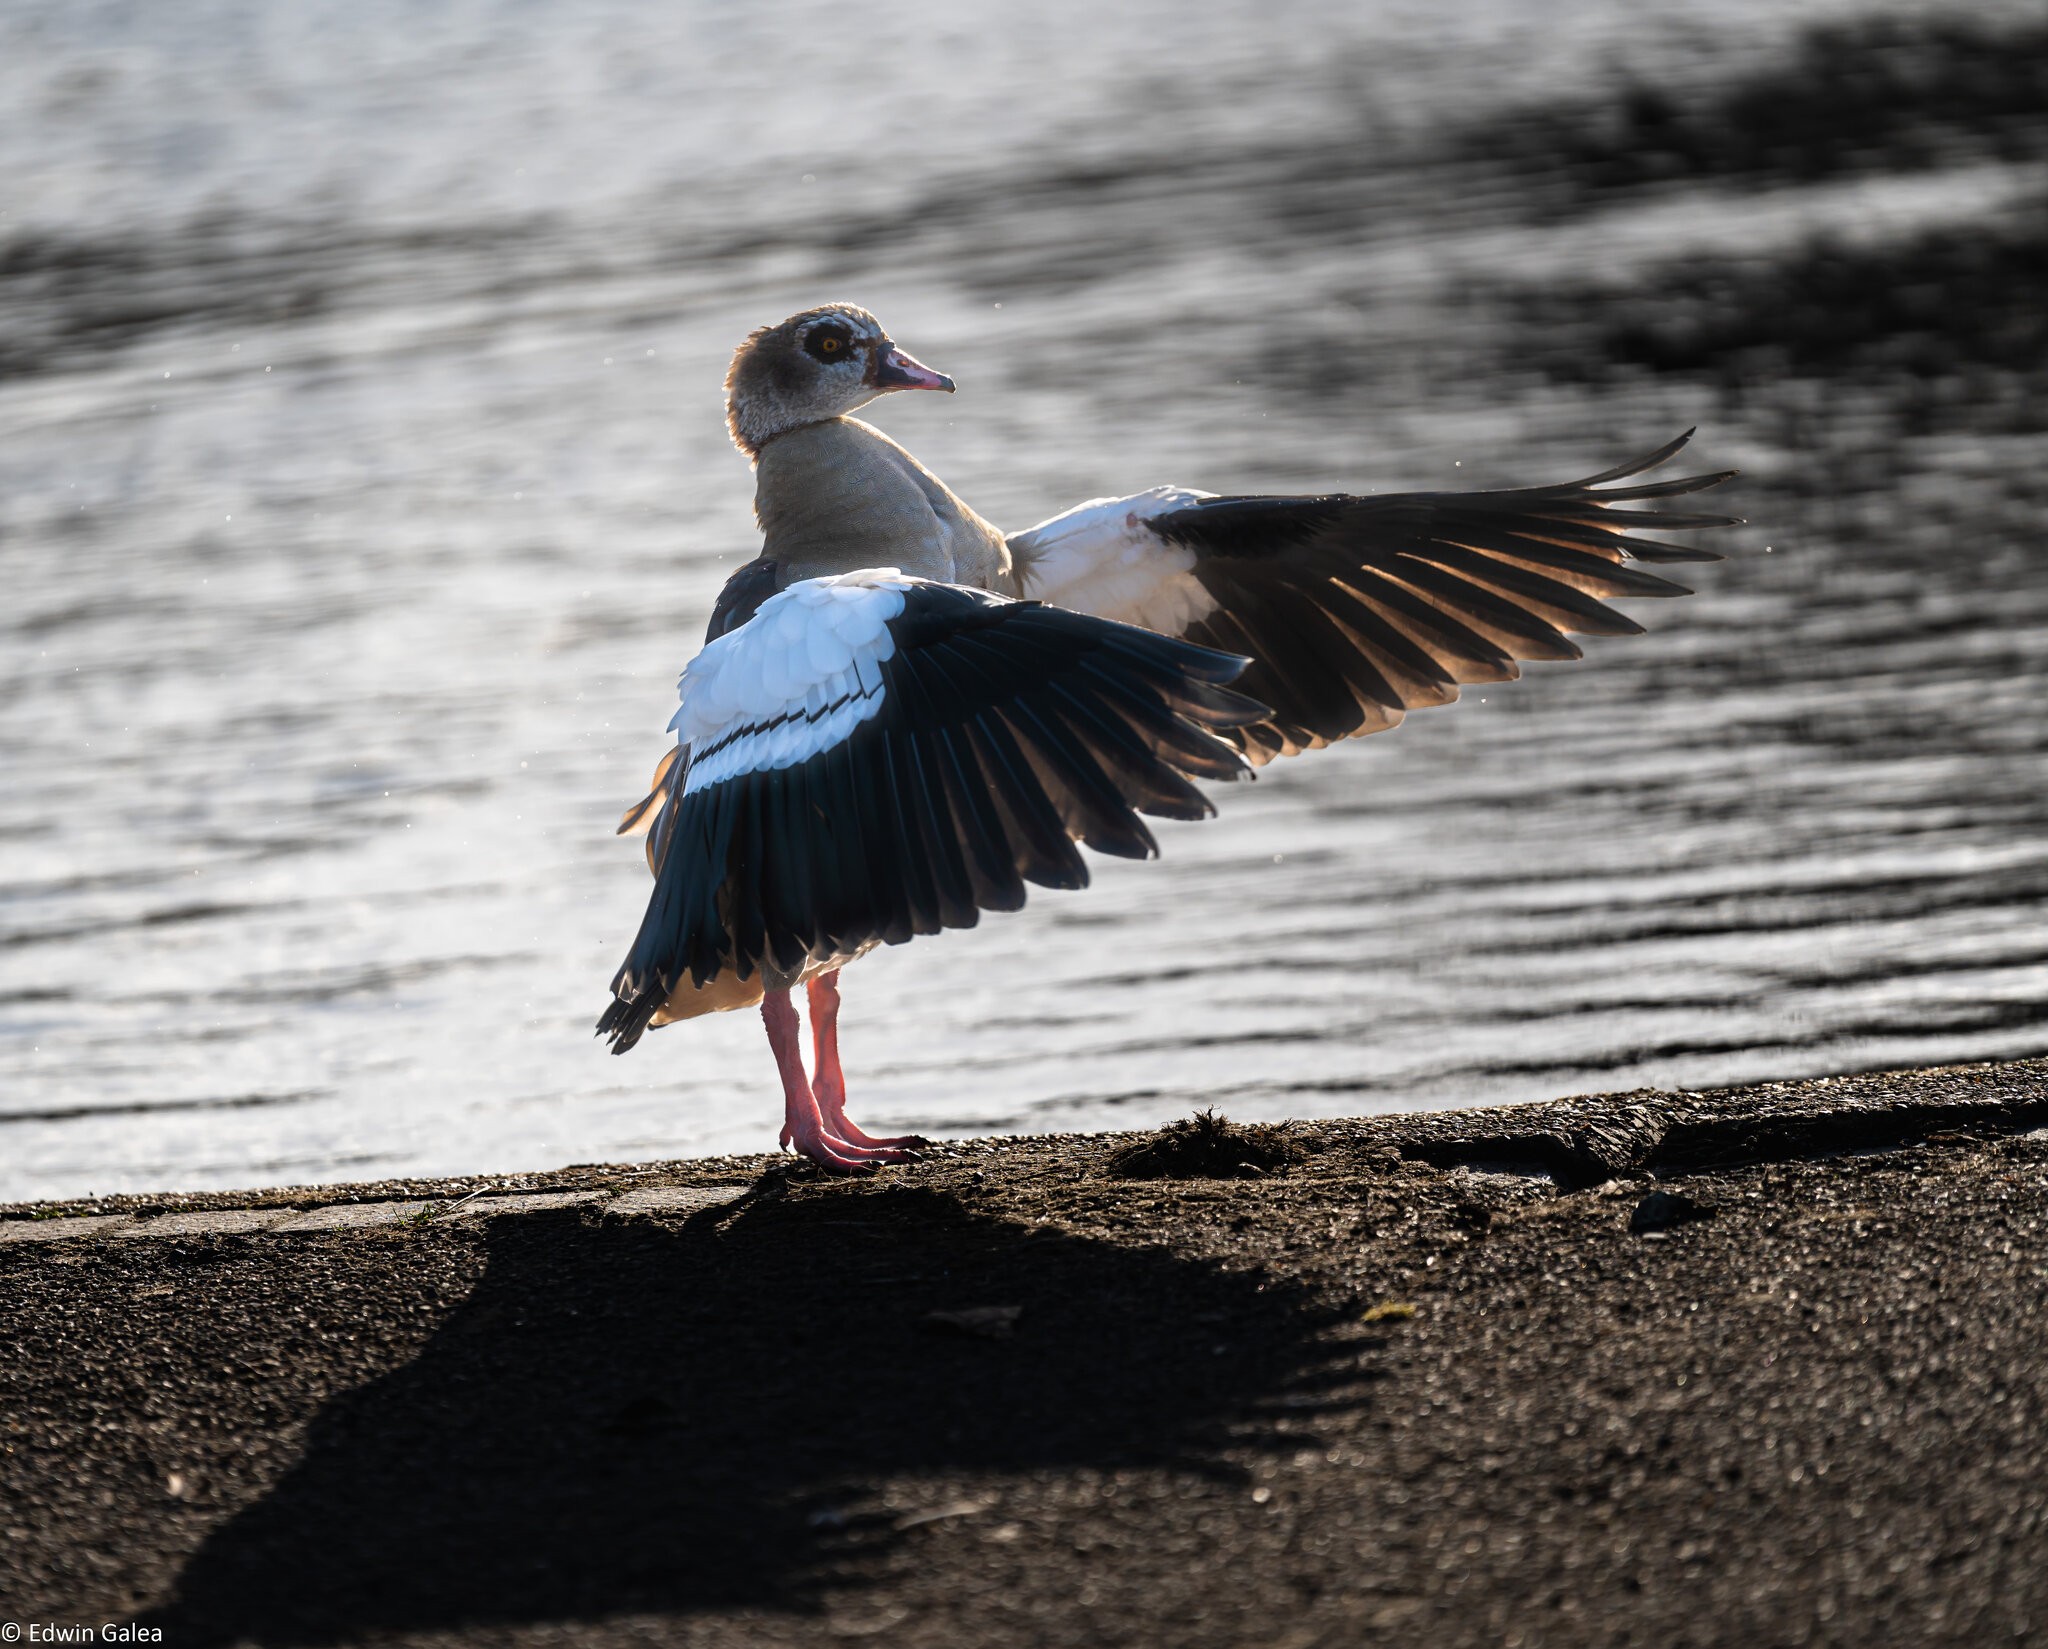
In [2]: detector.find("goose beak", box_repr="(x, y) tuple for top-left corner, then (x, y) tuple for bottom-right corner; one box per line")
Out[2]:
(873, 344), (955, 393)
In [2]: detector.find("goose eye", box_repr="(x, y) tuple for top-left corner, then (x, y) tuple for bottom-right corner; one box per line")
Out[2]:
(803, 324), (857, 364)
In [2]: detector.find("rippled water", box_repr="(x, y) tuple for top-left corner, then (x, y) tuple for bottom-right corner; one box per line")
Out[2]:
(5, 0), (2046, 1200)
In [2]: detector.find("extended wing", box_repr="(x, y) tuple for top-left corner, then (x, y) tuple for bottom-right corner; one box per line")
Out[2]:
(1008, 431), (1738, 764)
(598, 571), (1263, 1051)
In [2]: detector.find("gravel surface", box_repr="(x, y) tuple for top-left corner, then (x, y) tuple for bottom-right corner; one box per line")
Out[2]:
(2, 1059), (2045, 1647)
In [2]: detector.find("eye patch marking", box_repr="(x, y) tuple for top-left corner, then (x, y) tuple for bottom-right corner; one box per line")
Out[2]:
(803, 321), (859, 363)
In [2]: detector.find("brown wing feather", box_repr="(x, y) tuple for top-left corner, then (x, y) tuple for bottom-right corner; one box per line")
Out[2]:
(1147, 431), (1737, 764)
(617, 743), (686, 875)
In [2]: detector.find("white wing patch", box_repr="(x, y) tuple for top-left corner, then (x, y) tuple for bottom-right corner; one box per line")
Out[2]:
(1010, 485), (1221, 636)
(672, 571), (911, 798)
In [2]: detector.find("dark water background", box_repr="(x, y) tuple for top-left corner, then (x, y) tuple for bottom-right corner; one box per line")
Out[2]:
(4, 0), (2045, 1200)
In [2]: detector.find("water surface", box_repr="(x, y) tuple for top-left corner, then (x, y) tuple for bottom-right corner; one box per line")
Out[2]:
(4, 0), (2045, 1200)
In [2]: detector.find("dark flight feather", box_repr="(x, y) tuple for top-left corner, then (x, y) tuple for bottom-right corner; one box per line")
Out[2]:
(599, 585), (1264, 1051)
(1144, 432), (1737, 763)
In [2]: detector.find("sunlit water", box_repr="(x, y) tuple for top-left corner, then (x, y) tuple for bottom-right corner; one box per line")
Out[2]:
(4, 0), (2045, 1200)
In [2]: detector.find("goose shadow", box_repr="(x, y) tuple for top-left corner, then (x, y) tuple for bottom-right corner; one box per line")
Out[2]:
(150, 1181), (1358, 1642)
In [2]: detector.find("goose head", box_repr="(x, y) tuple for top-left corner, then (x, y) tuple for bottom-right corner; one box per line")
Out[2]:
(723, 303), (954, 457)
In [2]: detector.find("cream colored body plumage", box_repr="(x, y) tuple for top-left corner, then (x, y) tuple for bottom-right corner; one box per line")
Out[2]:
(753, 417), (1014, 591)
(599, 303), (1737, 1171)
(631, 413), (1007, 1029)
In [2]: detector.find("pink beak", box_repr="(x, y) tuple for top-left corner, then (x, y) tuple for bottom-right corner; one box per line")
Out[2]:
(873, 343), (955, 393)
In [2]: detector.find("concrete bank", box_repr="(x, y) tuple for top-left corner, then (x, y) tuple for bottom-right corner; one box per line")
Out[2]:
(3, 1058), (2045, 1646)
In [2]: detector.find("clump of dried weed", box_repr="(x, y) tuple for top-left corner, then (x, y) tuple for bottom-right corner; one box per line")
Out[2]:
(1102, 1110), (1307, 1181)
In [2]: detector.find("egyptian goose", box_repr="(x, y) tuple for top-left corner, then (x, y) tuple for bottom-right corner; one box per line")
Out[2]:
(597, 304), (1737, 1171)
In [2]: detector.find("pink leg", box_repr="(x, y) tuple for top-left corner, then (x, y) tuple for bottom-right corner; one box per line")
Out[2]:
(760, 989), (904, 1173)
(808, 970), (927, 1155)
